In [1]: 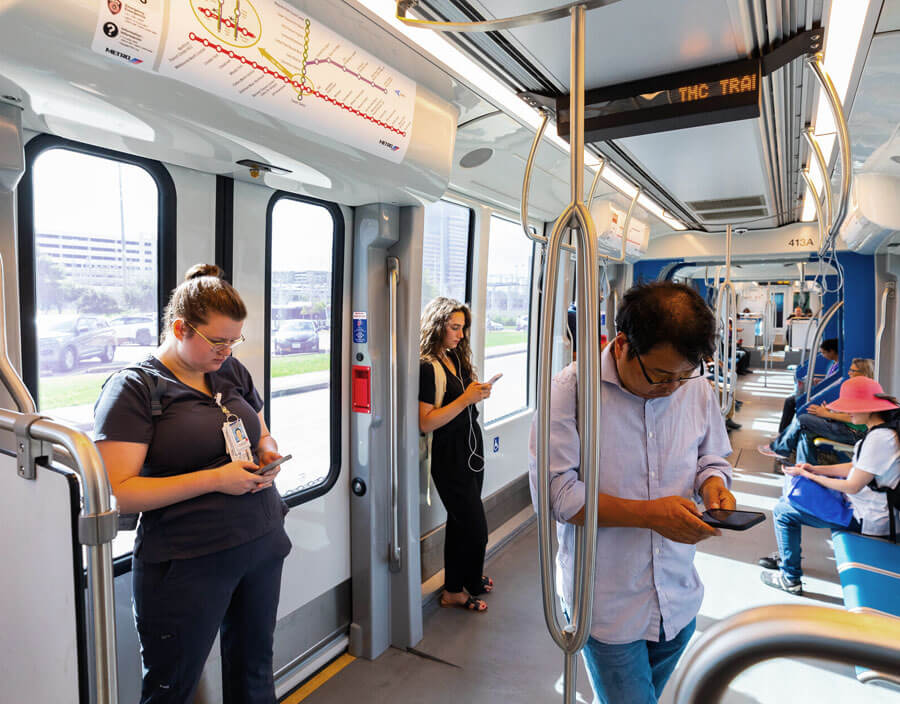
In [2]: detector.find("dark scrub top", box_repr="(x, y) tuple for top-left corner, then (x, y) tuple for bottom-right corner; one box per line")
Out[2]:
(94, 356), (287, 562)
(419, 358), (484, 473)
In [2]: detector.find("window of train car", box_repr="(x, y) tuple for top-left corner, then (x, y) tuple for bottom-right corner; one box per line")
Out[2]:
(266, 195), (343, 504)
(421, 200), (473, 312)
(483, 214), (533, 423)
(20, 138), (176, 564)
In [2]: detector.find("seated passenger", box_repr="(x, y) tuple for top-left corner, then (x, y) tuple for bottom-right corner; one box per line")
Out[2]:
(529, 282), (734, 704)
(778, 338), (840, 432)
(759, 358), (873, 464)
(760, 376), (900, 593)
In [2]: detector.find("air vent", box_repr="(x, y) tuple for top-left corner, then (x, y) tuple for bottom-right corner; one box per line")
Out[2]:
(687, 196), (766, 210)
(698, 208), (768, 221)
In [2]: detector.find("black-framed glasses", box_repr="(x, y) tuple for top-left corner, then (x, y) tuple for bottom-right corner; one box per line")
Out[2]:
(633, 350), (705, 386)
(185, 321), (245, 353)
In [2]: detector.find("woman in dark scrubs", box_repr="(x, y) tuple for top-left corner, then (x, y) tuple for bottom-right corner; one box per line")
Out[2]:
(94, 264), (291, 704)
(418, 297), (495, 613)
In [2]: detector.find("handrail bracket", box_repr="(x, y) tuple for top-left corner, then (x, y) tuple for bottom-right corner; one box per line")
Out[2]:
(13, 413), (52, 480)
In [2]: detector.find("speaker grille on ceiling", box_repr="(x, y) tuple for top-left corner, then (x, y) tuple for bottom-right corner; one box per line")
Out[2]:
(686, 196), (766, 210)
(698, 208), (768, 221)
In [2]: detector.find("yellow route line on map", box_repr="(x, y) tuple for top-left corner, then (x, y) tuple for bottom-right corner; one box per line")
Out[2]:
(258, 47), (317, 95)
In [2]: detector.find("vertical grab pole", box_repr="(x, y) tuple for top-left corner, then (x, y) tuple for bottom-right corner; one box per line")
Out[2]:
(763, 288), (772, 388)
(804, 300), (844, 405)
(387, 257), (401, 572)
(712, 225), (737, 416)
(0, 256), (36, 413)
(536, 7), (601, 703)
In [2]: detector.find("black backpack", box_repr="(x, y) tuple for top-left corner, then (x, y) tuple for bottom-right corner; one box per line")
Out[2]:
(857, 421), (900, 543)
(98, 362), (165, 532)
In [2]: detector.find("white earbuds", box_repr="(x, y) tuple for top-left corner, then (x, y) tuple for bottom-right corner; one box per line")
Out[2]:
(450, 350), (485, 473)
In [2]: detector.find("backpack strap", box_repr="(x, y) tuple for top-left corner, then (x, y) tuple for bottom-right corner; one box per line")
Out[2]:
(431, 359), (446, 409)
(861, 422), (900, 543)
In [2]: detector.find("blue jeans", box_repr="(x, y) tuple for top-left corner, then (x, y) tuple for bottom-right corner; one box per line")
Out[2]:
(770, 413), (864, 464)
(579, 619), (696, 704)
(773, 497), (860, 581)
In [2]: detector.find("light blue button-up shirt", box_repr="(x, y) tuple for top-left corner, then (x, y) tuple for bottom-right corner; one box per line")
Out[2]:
(528, 345), (732, 644)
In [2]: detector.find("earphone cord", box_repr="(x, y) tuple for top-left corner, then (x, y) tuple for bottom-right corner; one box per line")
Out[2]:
(451, 350), (484, 473)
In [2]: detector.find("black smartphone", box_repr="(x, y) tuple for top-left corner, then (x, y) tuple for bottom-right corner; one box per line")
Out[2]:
(701, 508), (766, 531)
(255, 454), (292, 475)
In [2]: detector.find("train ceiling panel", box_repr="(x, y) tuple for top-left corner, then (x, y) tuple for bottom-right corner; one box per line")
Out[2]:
(415, 0), (886, 237)
(846, 33), (900, 176)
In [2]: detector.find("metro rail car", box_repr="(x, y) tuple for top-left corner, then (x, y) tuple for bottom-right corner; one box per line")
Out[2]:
(1, 1), (899, 703)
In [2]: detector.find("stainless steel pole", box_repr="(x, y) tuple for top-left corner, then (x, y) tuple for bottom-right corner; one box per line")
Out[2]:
(387, 257), (401, 572)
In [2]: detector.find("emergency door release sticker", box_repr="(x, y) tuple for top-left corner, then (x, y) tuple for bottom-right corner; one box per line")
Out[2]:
(92, 0), (416, 162)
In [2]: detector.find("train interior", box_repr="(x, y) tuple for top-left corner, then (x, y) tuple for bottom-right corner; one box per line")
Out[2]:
(1, 0), (899, 702)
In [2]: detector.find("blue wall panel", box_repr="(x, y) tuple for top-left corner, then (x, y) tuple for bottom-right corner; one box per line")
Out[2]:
(836, 252), (875, 375)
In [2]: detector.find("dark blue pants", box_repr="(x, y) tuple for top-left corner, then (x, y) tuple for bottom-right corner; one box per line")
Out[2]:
(133, 527), (292, 704)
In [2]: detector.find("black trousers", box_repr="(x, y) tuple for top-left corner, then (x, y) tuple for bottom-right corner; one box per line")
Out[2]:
(431, 458), (488, 594)
(779, 394), (798, 432)
(133, 526), (292, 704)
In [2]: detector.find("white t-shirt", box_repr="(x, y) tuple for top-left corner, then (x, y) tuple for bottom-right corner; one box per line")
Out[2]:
(849, 428), (900, 535)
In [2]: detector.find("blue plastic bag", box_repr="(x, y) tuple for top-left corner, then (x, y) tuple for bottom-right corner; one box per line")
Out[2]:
(786, 475), (853, 527)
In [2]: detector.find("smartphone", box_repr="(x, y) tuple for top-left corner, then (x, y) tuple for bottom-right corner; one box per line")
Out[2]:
(487, 373), (503, 385)
(701, 508), (766, 531)
(255, 454), (292, 475)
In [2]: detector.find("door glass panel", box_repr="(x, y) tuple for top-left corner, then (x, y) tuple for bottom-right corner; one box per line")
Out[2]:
(421, 200), (470, 311)
(483, 215), (533, 423)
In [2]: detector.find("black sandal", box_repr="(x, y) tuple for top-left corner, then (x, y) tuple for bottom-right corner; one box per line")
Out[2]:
(480, 576), (494, 593)
(440, 594), (487, 612)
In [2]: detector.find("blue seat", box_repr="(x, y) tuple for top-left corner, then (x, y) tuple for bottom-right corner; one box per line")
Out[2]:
(832, 531), (900, 574)
(836, 567), (900, 619)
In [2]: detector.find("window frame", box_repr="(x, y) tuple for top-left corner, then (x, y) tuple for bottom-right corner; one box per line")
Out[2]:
(483, 212), (536, 425)
(264, 191), (345, 508)
(17, 134), (177, 400)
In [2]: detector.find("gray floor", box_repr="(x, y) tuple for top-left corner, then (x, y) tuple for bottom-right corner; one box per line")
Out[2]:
(301, 369), (900, 704)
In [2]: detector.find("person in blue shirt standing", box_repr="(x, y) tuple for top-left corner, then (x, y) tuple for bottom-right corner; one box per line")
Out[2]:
(528, 281), (735, 704)
(94, 264), (291, 704)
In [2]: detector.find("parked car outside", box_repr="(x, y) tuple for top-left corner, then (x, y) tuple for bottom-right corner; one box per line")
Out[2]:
(485, 319), (504, 331)
(39, 316), (117, 372)
(110, 314), (156, 346)
(274, 319), (320, 354)
(516, 314), (529, 331)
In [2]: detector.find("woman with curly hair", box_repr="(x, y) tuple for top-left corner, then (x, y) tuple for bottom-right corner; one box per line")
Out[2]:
(419, 297), (495, 613)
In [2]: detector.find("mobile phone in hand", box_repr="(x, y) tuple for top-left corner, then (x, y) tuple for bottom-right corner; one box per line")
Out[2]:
(255, 454), (292, 474)
(701, 508), (765, 531)
(487, 373), (503, 385)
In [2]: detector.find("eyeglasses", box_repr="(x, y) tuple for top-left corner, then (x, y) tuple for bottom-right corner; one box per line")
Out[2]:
(849, 366), (861, 375)
(185, 321), (245, 352)
(633, 349), (705, 386)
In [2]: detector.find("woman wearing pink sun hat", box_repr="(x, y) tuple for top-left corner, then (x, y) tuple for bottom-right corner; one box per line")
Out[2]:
(761, 376), (900, 595)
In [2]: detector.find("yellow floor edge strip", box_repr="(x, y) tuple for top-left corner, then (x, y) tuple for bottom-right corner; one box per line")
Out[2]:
(281, 653), (356, 704)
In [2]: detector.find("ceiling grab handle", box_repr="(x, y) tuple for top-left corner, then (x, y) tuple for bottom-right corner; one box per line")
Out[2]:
(874, 284), (894, 385)
(802, 131), (832, 234)
(805, 55), (852, 253)
(804, 299), (844, 405)
(801, 169), (827, 254)
(520, 109), (576, 254)
(585, 157), (606, 212)
(0, 254), (36, 413)
(536, 8), (602, 704)
(672, 605), (900, 704)
(395, 0), (625, 32)
(387, 257), (401, 573)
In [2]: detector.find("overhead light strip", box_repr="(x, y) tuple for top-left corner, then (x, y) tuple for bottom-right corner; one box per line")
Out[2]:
(800, 0), (871, 222)
(357, 0), (685, 230)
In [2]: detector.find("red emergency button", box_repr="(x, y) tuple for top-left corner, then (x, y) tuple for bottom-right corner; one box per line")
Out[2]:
(352, 365), (371, 413)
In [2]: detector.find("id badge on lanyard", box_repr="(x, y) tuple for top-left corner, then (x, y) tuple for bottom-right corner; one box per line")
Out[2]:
(215, 392), (254, 462)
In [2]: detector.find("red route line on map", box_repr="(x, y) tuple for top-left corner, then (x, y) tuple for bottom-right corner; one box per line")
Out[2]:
(197, 7), (257, 38)
(187, 33), (407, 137)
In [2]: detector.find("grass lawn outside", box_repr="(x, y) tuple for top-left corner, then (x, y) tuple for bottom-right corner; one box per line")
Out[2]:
(271, 353), (330, 377)
(40, 371), (110, 411)
(485, 330), (526, 348)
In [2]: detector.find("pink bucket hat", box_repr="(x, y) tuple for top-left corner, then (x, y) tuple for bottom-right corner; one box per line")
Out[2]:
(826, 376), (900, 414)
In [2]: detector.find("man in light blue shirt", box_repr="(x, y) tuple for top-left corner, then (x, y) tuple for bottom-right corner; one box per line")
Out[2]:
(529, 281), (735, 704)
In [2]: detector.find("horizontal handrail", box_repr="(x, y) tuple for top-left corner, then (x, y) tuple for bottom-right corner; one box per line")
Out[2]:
(672, 605), (900, 704)
(395, 0), (625, 32)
